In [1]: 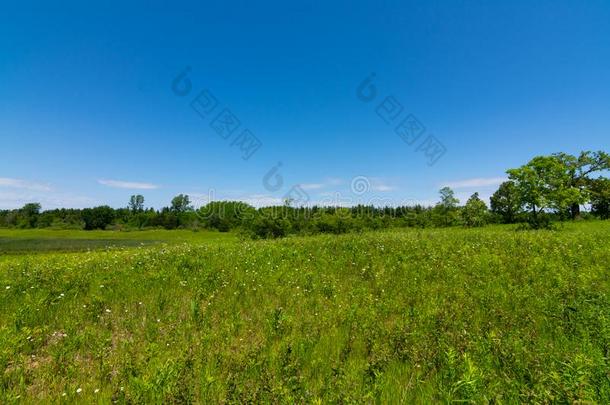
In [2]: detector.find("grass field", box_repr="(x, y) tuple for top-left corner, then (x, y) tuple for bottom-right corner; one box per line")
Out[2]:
(0, 229), (235, 254)
(1, 222), (610, 402)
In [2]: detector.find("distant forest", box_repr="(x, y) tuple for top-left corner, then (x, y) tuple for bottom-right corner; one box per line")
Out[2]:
(2, 151), (609, 238)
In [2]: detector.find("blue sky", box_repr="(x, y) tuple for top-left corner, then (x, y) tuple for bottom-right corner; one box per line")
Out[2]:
(1, 0), (609, 209)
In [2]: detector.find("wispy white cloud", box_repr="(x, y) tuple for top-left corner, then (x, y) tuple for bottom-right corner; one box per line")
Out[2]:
(0, 190), (96, 210)
(299, 183), (325, 190)
(369, 177), (397, 192)
(98, 179), (159, 190)
(0, 177), (99, 209)
(0, 177), (52, 192)
(299, 177), (345, 191)
(442, 177), (506, 190)
(299, 177), (397, 193)
(371, 183), (395, 192)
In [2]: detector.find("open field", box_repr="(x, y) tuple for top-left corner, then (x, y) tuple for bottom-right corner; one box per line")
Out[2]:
(0, 229), (235, 254)
(1, 222), (610, 402)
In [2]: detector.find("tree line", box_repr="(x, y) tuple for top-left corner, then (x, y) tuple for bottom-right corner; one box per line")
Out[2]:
(1, 151), (608, 238)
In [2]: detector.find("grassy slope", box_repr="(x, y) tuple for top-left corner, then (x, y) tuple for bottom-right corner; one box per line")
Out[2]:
(1, 222), (610, 402)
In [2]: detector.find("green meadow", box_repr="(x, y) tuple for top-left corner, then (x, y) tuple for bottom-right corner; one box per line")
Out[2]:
(1, 222), (610, 402)
(0, 229), (235, 254)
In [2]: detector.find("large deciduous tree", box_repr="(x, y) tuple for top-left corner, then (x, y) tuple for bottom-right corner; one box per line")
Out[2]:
(507, 155), (580, 226)
(590, 178), (610, 219)
(490, 181), (521, 223)
(552, 151), (610, 219)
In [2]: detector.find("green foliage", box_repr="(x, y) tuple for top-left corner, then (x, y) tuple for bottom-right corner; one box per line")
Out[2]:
(438, 186), (459, 209)
(128, 195), (145, 213)
(508, 155), (583, 227)
(1, 150), (607, 236)
(247, 211), (292, 239)
(490, 181), (521, 223)
(170, 194), (192, 213)
(508, 156), (562, 215)
(433, 187), (461, 227)
(590, 178), (610, 219)
(18, 203), (41, 228)
(553, 151), (610, 218)
(81, 206), (115, 230)
(2, 223), (610, 402)
(198, 201), (256, 232)
(506, 151), (610, 227)
(461, 192), (489, 227)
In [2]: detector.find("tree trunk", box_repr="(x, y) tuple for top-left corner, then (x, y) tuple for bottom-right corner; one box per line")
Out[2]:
(570, 203), (581, 220)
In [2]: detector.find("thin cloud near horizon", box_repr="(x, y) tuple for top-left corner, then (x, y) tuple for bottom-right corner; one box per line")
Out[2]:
(299, 177), (345, 191)
(299, 177), (396, 193)
(97, 179), (160, 190)
(0, 177), (52, 192)
(441, 177), (507, 190)
(299, 183), (325, 191)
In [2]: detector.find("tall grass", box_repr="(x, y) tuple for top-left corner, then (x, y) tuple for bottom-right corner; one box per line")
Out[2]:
(1, 223), (609, 402)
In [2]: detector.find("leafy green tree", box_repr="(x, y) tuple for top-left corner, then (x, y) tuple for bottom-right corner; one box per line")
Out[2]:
(128, 195), (145, 213)
(439, 187), (459, 209)
(553, 151), (610, 219)
(19, 203), (41, 228)
(171, 194), (192, 213)
(590, 178), (610, 219)
(4, 210), (19, 227)
(313, 209), (354, 234)
(490, 181), (521, 223)
(461, 192), (489, 227)
(152, 207), (179, 229)
(433, 187), (460, 227)
(507, 155), (581, 226)
(0, 210), (9, 227)
(82, 206), (115, 230)
(198, 201), (255, 232)
(248, 214), (291, 239)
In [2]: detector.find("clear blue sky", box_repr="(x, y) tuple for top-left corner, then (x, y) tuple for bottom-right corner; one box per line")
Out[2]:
(2, 0), (609, 209)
